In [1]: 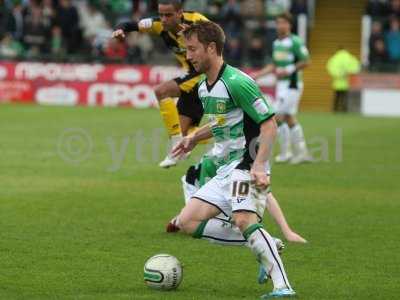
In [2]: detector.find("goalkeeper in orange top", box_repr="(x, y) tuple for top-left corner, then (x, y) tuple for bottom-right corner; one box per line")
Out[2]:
(112, 0), (208, 168)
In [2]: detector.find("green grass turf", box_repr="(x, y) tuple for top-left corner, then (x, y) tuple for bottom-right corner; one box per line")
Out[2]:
(0, 103), (399, 300)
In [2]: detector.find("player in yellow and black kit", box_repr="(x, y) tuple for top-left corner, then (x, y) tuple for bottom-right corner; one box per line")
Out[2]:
(112, 0), (208, 168)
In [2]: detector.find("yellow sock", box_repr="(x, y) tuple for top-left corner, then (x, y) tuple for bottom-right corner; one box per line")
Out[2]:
(188, 126), (212, 145)
(159, 98), (181, 137)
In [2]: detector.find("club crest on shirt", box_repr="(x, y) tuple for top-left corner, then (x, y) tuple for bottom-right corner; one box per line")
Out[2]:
(216, 100), (226, 113)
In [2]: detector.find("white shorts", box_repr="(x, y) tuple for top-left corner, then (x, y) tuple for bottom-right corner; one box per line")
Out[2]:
(275, 81), (303, 115)
(193, 168), (268, 220)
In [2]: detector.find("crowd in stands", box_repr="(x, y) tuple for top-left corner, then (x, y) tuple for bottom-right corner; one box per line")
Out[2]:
(0, 0), (309, 67)
(366, 0), (400, 71)
(0, 0), (132, 62)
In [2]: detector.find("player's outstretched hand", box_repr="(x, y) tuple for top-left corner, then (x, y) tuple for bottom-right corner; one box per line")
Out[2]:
(283, 230), (308, 244)
(112, 29), (126, 41)
(250, 162), (270, 190)
(172, 136), (196, 159)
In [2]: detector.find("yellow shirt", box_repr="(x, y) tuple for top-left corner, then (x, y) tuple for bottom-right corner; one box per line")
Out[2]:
(139, 12), (208, 72)
(326, 50), (360, 91)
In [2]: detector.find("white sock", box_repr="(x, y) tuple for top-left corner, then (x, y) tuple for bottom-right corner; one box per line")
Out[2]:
(170, 134), (182, 145)
(193, 218), (247, 246)
(192, 219), (283, 248)
(278, 123), (291, 156)
(244, 224), (291, 290)
(167, 134), (182, 156)
(290, 123), (307, 155)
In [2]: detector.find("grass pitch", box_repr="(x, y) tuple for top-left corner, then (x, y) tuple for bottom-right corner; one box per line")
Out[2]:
(0, 103), (399, 299)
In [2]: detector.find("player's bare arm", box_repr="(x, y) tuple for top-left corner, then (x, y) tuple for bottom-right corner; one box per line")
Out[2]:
(112, 16), (155, 40)
(266, 193), (307, 243)
(112, 20), (141, 40)
(251, 117), (277, 189)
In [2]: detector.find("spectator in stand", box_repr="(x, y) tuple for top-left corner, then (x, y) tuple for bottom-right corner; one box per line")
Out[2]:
(369, 20), (384, 49)
(79, 2), (108, 44)
(207, 1), (223, 20)
(0, 33), (24, 58)
(50, 25), (65, 59)
(0, 0), (14, 38)
(146, 0), (159, 15)
(369, 38), (390, 70)
(109, 0), (132, 16)
(265, 0), (291, 20)
(92, 20), (113, 56)
(240, 0), (265, 59)
(385, 17), (400, 62)
(365, 0), (389, 17)
(248, 35), (265, 68)
(290, 0), (308, 15)
(104, 37), (127, 61)
(22, 2), (50, 56)
(220, 0), (242, 39)
(388, 0), (400, 18)
(369, 20), (385, 69)
(93, 0), (113, 24)
(290, 0), (308, 33)
(241, 0), (264, 18)
(55, 0), (81, 54)
(10, 1), (24, 41)
(0, 0), (312, 65)
(42, 0), (55, 29)
(326, 46), (361, 112)
(224, 37), (243, 67)
(96, 0), (131, 24)
(126, 31), (154, 63)
(183, 0), (208, 14)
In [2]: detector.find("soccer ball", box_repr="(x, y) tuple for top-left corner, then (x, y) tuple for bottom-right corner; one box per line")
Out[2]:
(143, 254), (183, 290)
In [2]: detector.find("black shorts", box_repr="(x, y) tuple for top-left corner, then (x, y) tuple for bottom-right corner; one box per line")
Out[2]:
(174, 72), (204, 126)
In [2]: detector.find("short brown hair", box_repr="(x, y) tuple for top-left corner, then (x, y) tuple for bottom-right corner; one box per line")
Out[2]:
(276, 12), (293, 24)
(158, 0), (182, 10)
(182, 21), (226, 56)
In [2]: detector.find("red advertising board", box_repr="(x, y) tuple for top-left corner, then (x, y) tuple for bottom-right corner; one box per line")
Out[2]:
(0, 61), (275, 108)
(350, 73), (400, 90)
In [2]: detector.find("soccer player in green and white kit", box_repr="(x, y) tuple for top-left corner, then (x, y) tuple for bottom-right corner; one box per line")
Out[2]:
(172, 21), (296, 298)
(253, 12), (312, 164)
